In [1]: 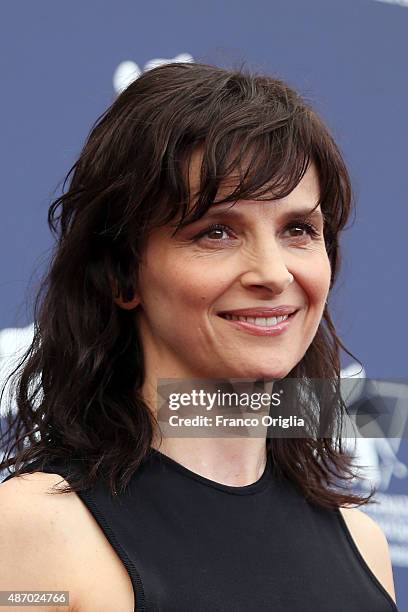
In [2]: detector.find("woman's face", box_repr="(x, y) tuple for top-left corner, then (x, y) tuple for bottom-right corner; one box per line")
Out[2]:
(117, 151), (331, 382)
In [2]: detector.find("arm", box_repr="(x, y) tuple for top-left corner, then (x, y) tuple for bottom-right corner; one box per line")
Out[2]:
(0, 473), (82, 612)
(339, 506), (397, 605)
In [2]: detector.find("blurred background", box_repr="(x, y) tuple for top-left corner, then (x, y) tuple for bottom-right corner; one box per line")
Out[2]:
(0, 0), (407, 606)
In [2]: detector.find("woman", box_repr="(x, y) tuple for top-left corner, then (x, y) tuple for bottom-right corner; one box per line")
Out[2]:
(0, 62), (398, 611)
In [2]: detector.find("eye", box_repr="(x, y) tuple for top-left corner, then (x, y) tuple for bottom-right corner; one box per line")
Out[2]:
(192, 220), (320, 243)
(284, 221), (320, 239)
(193, 223), (234, 242)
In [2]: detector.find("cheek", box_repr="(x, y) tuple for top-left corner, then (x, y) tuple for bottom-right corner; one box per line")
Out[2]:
(300, 257), (331, 304)
(177, 275), (227, 313)
(139, 253), (224, 315)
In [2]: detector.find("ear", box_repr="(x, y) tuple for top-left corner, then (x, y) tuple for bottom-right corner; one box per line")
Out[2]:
(110, 275), (141, 311)
(114, 294), (141, 310)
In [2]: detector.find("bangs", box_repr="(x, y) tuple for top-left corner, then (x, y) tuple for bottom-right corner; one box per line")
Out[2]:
(148, 105), (350, 243)
(173, 130), (312, 233)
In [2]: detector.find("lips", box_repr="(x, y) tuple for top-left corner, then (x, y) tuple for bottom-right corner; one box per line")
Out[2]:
(218, 306), (299, 318)
(218, 309), (298, 336)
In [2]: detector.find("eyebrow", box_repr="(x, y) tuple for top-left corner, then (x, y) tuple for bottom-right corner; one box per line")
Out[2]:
(202, 205), (324, 222)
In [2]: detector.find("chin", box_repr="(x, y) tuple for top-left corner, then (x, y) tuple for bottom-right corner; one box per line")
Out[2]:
(228, 363), (293, 381)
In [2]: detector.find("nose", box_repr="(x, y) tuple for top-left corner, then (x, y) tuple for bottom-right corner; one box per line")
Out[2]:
(239, 238), (294, 293)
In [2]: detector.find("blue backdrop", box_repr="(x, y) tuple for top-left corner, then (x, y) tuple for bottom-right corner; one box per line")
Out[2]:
(1, 0), (407, 606)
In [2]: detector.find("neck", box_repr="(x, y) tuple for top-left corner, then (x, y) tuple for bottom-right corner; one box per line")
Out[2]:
(151, 437), (269, 487)
(149, 378), (274, 487)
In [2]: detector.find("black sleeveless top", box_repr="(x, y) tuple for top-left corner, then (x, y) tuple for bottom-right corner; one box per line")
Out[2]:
(1, 448), (398, 611)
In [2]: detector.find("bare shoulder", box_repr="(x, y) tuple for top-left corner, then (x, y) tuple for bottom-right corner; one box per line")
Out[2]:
(339, 506), (397, 605)
(0, 472), (134, 612)
(0, 472), (82, 611)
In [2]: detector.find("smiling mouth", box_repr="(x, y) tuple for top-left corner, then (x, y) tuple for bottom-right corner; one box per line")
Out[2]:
(215, 311), (299, 337)
(217, 311), (297, 327)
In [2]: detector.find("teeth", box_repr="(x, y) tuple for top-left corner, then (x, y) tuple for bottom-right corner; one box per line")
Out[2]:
(224, 314), (290, 326)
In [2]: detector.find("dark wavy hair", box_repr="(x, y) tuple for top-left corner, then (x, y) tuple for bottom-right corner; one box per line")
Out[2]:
(0, 61), (375, 509)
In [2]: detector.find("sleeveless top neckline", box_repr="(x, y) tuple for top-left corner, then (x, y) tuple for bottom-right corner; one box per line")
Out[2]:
(147, 446), (272, 495)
